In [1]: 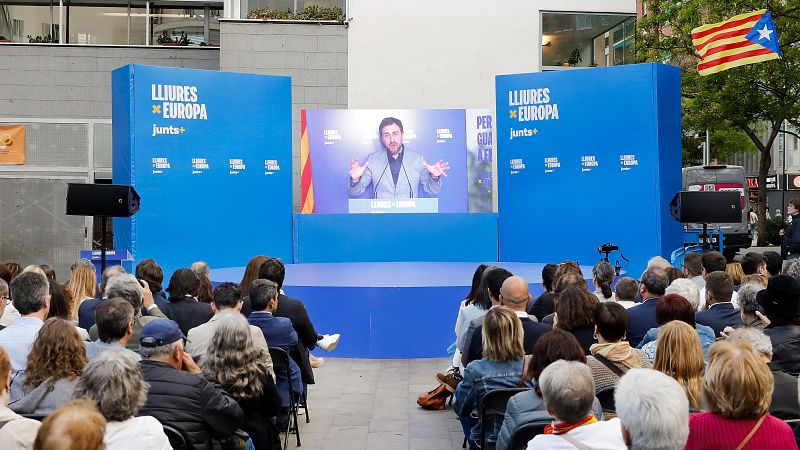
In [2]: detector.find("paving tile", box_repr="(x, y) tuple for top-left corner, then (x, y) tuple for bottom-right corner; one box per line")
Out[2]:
(366, 431), (410, 449)
(369, 419), (410, 433)
(410, 438), (454, 450)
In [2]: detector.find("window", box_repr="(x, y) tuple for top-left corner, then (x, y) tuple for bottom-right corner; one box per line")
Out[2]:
(541, 12), (636, 69)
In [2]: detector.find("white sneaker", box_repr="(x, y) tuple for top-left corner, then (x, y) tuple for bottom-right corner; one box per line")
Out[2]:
(318, 333), (340, 352)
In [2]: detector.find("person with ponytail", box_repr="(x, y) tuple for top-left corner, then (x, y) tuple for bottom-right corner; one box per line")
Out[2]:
(592, 261), (615, 302)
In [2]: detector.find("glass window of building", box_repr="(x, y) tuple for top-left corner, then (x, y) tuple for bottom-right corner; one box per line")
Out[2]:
(151, 6), (221, 46)
(0, 5), (61, 43)
(541, 13), (636, 69)
(68, 6), (146, 45)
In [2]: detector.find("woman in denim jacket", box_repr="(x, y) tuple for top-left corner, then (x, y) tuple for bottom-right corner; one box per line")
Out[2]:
(454, 307), (532, 449)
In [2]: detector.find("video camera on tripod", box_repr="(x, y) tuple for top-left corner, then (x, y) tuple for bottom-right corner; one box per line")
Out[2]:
(597, 243), (627, 276)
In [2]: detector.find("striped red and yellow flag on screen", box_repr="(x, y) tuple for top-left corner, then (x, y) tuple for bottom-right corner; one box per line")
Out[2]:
(300, 110), (316, 213)
(691, 9), (781, 76)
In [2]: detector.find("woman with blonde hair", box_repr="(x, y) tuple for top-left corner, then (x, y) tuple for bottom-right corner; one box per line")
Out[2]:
(653, 320), (704, 411)
(202, 313), (281, 450)
(454, 306), (531, 449)
(726, 262), (745, 290)
(9, 318), (87, 415)
(684, 340), (796, 449)
(69, 265), (97, 321)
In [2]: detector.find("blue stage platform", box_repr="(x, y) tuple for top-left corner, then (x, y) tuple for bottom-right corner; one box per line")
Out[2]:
(211, 262), (594, 358)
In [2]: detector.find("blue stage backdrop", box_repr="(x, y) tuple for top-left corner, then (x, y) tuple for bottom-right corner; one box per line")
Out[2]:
(112, 65), (293, 277)
(496, 63), (682, 276)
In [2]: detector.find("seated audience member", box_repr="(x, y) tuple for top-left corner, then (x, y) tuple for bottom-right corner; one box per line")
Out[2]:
(454, 307), (532, 450)
(461, 276), (550, 369)
(742, 273), (769, 286)
(541, 261), (587, 325)
(47, 281), (89, 340)
(612, 277), (637, 309)
(665, 277), (701, 310)
(526, 360), (625, 449)
(5, 263), (22, 281)
(85, 299), (141, 361)
(78, 265), (126, 330)
(136, 259), (167, 310)
(527, 263), (557, 321)
(726, 327), (800, 421)
(653, 321), (704, 411)
(186, 282), (273, 377)
(696, 271), (744, 337)
(202, 313), (282, 450)
(586, 303), (651, 395)
(0, 347), (40, 449)
(0, 271), (49, 374)
(682, 252), (705, 290)
(191, 261), (214, 304)
(666, 266), (685, 284)
(9, 318), (86, 415)
(162, 268), (213, 334)
(785, 258), (800, 280)
(449, 264), (489, 373)
(553, 286), (597, 353)
(757, 274), (800, 375)
(89, 274), (165, 352)
(68, 265), (96, 322)
(0, 263), (11, 285)
(648, 256), (672, 270)
(38, 265), (56, 282)
(638, 294), (715, 361)
(736, 282), (767, 329)
(614, 368), (689, 450)
(0, 279), (8, 331)
(741, 251), (768, 276)
(626, 268), (668, 347)
(247, 279), (303, 425)
(763, 251), (783, 277)
(459, 267), (513, 367)
(33, 399), (106, 450)
(497, 330), (603, 450)
(592, 261), (615, 302)
(138, 319), (243, 450)
(684, 340), (797, 449)
(238, 255), (270, 314)
(726, 262), (745, 289)
(74, 352), (170, 450)
(698, 251), (739, 309)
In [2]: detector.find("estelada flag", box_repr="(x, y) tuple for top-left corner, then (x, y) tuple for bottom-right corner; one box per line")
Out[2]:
(691, 9), (781, 76)
(299, 110), (316, 213)
(0, 125), (25, 165)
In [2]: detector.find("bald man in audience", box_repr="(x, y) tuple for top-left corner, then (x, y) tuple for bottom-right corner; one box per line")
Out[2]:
(462, 276), (551, 367)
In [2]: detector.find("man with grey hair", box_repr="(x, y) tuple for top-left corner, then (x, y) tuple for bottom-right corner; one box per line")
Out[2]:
(626, 268), (669, 347)
(726, 328), (800, 420)
(736, 282), (767, 329)
(527, 360), (625, 449)
(89, 273), (166, 352)
(461, 276), (550, 368)
(665, 278), (701, 310)
(0, 272), (49, 374)
(784, 258), (800, 281)
(138, 319), (243, 450)
(614, 368), (689, 450)
(78, 265), (126, 330)
(186, 282), (274, 378)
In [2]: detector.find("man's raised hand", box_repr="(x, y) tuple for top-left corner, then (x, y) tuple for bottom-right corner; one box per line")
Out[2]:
(350, 159), (369, 182)
(423, 160), (450, 178)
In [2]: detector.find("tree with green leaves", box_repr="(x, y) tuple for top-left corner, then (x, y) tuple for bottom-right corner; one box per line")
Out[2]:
(637, 0), (800, 245)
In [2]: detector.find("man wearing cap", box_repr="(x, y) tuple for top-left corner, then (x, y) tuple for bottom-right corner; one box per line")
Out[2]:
(138, 319), (243, 450)
(758, 274), (800, 376)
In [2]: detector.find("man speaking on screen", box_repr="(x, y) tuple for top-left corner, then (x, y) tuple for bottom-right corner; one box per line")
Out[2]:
(349, 117), (450, 199)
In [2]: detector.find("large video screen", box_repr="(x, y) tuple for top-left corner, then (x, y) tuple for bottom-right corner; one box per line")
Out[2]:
(301, 109), (492, 213)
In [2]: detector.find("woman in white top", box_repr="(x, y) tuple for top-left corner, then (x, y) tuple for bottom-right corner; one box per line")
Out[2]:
(74, 351), (171, 450)
(592, 261), (615, 303)
(452, 264), (492, 369)
(0, 346), (40, 450)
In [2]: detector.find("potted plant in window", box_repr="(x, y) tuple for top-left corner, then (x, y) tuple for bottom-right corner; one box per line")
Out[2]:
(156, 30), (190, 46)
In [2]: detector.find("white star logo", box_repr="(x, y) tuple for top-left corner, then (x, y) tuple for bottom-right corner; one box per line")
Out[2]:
(757, 24), (774, 41)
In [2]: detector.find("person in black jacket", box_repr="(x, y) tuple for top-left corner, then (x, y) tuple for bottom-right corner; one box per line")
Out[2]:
(202, 313), (282, 450)
(163, 268), (213, 335)
(782, 199), (800, 260)
(527, 264), (557, 321)
(138, 319), (243, 450)
(758, 274), (800, 376)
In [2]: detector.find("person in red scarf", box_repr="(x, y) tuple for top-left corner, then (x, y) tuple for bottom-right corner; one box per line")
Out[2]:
(526, 360), (625, 449)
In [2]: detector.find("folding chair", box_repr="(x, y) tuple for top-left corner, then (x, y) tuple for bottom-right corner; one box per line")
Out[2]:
(161, 424), (191, 450)
(595, 385), (616, 414)
(269, 346), (302, 449)
(509, 420), (551, 450)
(478, 388), (528, 450)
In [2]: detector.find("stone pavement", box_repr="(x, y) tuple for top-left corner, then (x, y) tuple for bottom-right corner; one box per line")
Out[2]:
(287, 358), (465, 450)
